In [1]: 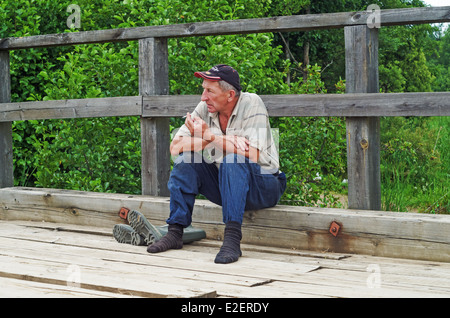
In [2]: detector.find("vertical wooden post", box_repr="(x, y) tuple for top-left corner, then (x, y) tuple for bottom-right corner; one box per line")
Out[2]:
(139, 38), (171, 196)
(0, 50), (14, 188)
(344, 25), (381, 210)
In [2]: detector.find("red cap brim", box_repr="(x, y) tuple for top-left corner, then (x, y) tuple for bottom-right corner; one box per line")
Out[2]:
(194, 71), (221, 81)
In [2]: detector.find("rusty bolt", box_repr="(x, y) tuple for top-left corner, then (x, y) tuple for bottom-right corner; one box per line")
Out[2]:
(329, 221), (341, 237)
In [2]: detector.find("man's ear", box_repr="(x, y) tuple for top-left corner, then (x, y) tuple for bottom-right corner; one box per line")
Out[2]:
(227, 90), (236, 102)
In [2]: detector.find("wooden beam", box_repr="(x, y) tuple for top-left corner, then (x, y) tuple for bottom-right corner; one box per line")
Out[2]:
(139, 38), (171, 197)
(1, 187), (449, 262)
(1, 92), (448, 122)
(1, 7), (449, 50)
(0, 96), (142, 122)
(0, 51), (13, 188)
(345, 25), (381, 211)
(142, 92), (450, 118)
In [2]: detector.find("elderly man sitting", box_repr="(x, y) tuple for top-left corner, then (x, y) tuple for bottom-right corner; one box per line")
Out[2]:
(147, 64), (286, 264)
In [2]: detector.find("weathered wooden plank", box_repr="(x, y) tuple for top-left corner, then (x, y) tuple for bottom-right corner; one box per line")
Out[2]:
(264, 279), (449, 298)
(0, 223), (321, 297)
(1, 7), (449, 50)
(1, 187), (449, 262)
(3, 221), (450, 298)
(0, 277), (138, 298)
(142, 92), (450, 118)
(6, 237), (446, 298)
(0, 235), (318, 286)
(0, 255), (216, 298)
(7, 221), (450, 298)
(0, 51), (13, 189)
(1, 92), (448, 122)
(0, 96), (142, 122)
(345, 25), (381, 211)
(0, 224), (320, 298)
(0, 237), (262, 289)
(0, 219), (347, 262)
(0, 123), (13, 187)
(139, 38), (171, 196)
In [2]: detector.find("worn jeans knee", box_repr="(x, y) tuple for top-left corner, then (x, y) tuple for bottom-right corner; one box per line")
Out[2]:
(167, 152), (221, 227)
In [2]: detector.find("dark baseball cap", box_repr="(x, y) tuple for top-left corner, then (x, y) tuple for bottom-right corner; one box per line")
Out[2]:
(194, 64), (242, 92)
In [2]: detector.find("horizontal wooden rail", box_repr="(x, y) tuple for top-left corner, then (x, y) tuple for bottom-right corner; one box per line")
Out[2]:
(1, 92), (448, 121)
(0, 7), (449, 50)
(0, 96), (142, 121)
(144, 92), (450, 118)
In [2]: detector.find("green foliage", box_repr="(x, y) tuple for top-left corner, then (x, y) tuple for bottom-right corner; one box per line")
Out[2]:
(5, 0), (298, 196)
(2, 0), (448, 213)
(381, 117), (449, 213)
(428, 27), (450, 92)
(15, 42), (141, 192)
(379, 24), (439, 93)
(272, 65), (347, 207)
(13, 116), (141, 193)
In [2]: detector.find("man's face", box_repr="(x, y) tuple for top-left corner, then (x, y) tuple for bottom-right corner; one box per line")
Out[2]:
(201, 80), (230, 114)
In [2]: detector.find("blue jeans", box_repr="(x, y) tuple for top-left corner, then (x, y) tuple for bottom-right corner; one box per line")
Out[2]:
(166, 152), (287, 227)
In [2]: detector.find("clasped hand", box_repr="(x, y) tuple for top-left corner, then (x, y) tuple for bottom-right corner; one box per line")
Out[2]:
(184, 113), (249, 151)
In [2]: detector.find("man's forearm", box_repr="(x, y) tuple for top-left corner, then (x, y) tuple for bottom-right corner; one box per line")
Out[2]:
(171, 134), (259, 163)
(170, 136), (210, 156)
(209, 135), (259, 163)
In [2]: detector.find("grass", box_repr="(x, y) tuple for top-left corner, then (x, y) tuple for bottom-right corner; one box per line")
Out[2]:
(380, 116), (449, 214)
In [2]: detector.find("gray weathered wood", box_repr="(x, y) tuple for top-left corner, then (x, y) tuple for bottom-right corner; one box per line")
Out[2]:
(1, 187), (449, 262)
(142, 92), (450, 118)
(139, 38), (171, 196)
(0, 51), (13, 188)
(345, 25), (381, 211)
(1, 7), (449, 50)
(1, 92), (449, 122)
(0, 96), (142, 122)
(2, 220), (450, 298)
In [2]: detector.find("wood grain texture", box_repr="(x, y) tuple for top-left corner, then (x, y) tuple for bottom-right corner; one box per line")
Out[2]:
(2, 220), (450, 297)
(1, 92), (449, 122)
(345, 25), (381, 211)
(1, 7), (449, 50)
(0, 96), (142, 121)
(0, 51), (13, 188)
(142, 92), (450, 118)
(139, 38), (171, 197)
(1, 187), (449, 262)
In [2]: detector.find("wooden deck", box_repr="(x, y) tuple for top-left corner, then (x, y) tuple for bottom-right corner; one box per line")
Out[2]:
(1, 220), (449, 298)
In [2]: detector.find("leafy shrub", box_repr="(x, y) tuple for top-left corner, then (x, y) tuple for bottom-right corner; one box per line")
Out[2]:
(381, 117), (449, 213)
(3, 0), (447, 213)
(6, 0), (345, 203)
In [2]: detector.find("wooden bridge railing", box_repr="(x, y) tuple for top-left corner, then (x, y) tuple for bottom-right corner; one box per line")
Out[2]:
(1, 6), (449, 211)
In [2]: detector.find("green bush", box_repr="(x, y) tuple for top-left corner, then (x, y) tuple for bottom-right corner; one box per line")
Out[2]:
(381, 117), (449, 213)
(3, 0), (448, 213)
(5, 0), (347, 206)
(273, 65), (347, 207)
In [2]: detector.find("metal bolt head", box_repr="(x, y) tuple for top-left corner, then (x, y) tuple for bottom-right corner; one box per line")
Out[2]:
(329, 221), (341, 237)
